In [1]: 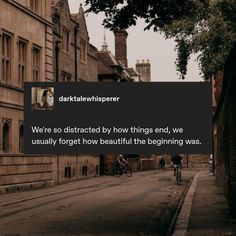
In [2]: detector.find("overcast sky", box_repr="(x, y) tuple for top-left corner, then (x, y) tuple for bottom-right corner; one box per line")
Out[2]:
(68, 1), (203, 82)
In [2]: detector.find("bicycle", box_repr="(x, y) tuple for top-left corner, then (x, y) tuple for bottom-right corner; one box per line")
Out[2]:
(174, 165), (182, 185)
(113, 163), (132, 177)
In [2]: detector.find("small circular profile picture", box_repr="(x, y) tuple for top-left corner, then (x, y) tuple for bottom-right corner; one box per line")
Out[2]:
(31, 87), (54, 110)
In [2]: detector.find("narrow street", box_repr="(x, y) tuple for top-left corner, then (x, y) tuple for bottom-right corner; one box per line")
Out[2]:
(0, 170), (197, 236)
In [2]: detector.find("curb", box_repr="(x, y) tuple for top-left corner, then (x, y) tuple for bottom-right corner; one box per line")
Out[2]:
(172, 171), (200, 235)
(167, 172), (198, 236)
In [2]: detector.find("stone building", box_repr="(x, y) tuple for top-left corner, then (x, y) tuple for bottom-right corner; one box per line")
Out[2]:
(113, 30), (141, 82)
(97, 30), (136, 82)
(0, 0), (54, 193)
(136, 59), (151, 82)
(114, 28), (151, 83)
(0, 0), (99, 193)
(50, 0), (99, 184)
(97, 49), (128, 82)
(51, 1), (97, 82)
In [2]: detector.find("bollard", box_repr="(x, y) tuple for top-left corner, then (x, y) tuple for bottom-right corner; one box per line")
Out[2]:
(209, 155), (214, 176)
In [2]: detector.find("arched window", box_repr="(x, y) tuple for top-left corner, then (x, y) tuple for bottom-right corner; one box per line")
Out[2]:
(19, 125), (24, 153)
(3, 122), (10, 153)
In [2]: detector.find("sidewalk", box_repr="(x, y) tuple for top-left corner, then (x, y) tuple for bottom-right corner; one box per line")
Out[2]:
(174, 170), (236, 236)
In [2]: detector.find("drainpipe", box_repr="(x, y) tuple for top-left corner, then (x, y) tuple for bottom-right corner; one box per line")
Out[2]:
(55, 40), (61, 82)
(74, 25), (79, 82)
(55, 40), (61, 184)
(74, 25), (79, 180)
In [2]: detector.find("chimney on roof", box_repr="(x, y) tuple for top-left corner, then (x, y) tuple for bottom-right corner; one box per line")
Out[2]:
(114, 30), (128, 67)
(136, 59), (151, 82)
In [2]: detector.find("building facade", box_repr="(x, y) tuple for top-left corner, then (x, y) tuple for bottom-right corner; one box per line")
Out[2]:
(0, 0), (54, 193)
(50, 0), (99, 184)
(51, 1), (97, 82)
(0, 0), (99, 193)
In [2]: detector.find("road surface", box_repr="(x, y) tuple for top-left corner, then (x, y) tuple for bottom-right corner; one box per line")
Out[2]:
(0, 170), (197, 236)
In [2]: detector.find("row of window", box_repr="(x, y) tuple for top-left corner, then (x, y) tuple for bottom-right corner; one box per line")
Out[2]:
(62, 27), (88, 63)
(1, 31), (88, 86)
(64, 165), (99, 178)
(30, 0), (40, 14)
(54, 11), (88, 63)
(1, 120), (24, 153)
(1, 31), (41, 86)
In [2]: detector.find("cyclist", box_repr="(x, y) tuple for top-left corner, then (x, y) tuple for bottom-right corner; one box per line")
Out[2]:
(117, 154), (128, 171)
(171, 154), (183, 180)
(159, 156), (165, 169)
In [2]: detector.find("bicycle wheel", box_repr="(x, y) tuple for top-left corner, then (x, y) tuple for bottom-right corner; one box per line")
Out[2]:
(125, 165), (132, 177)
(112, 165), (121, 177)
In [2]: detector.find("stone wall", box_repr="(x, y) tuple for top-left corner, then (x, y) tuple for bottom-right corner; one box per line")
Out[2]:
(55, 155), (99, 184)
(0, 155), (54, 193)
(155, 154), (209, 169)
(213, 45), (236, 217)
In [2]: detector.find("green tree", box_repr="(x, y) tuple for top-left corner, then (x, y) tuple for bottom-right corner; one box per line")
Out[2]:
(85, 0), (236, 80)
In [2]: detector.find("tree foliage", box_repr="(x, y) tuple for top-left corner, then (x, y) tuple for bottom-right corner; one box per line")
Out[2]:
(85, 0), (236, 80)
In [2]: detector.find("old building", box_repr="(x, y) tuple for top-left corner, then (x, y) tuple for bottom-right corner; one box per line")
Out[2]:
(136, 60), (151, 82)
(97, 48), (127, 82)
(0, 0), (99, 193)
(51, 1), (97, 82)
(0, 0), (54, 193)
(97, 30), (135, 82)
(50, 0), (99, 184)
(97, 30), (142, 174)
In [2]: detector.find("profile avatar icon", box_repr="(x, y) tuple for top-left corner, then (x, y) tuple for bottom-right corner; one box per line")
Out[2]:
(31, 87), (54, 110)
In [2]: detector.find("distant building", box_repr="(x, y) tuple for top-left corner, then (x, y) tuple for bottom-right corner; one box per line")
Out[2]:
(126, 68), (140, 82)
(97, 30), (142, 174)
(136, 60), (151, 82)
(114, 30), (142, 82)
(97, 30), (134, 82)
(97, 48), (127, 82)
(97, 29), (141, 83)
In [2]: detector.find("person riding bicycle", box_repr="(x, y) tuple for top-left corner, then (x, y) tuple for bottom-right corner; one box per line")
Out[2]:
(117, 154), (128, 171)
(171, 154), (183, 177)
(159, 156), (165, 169)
